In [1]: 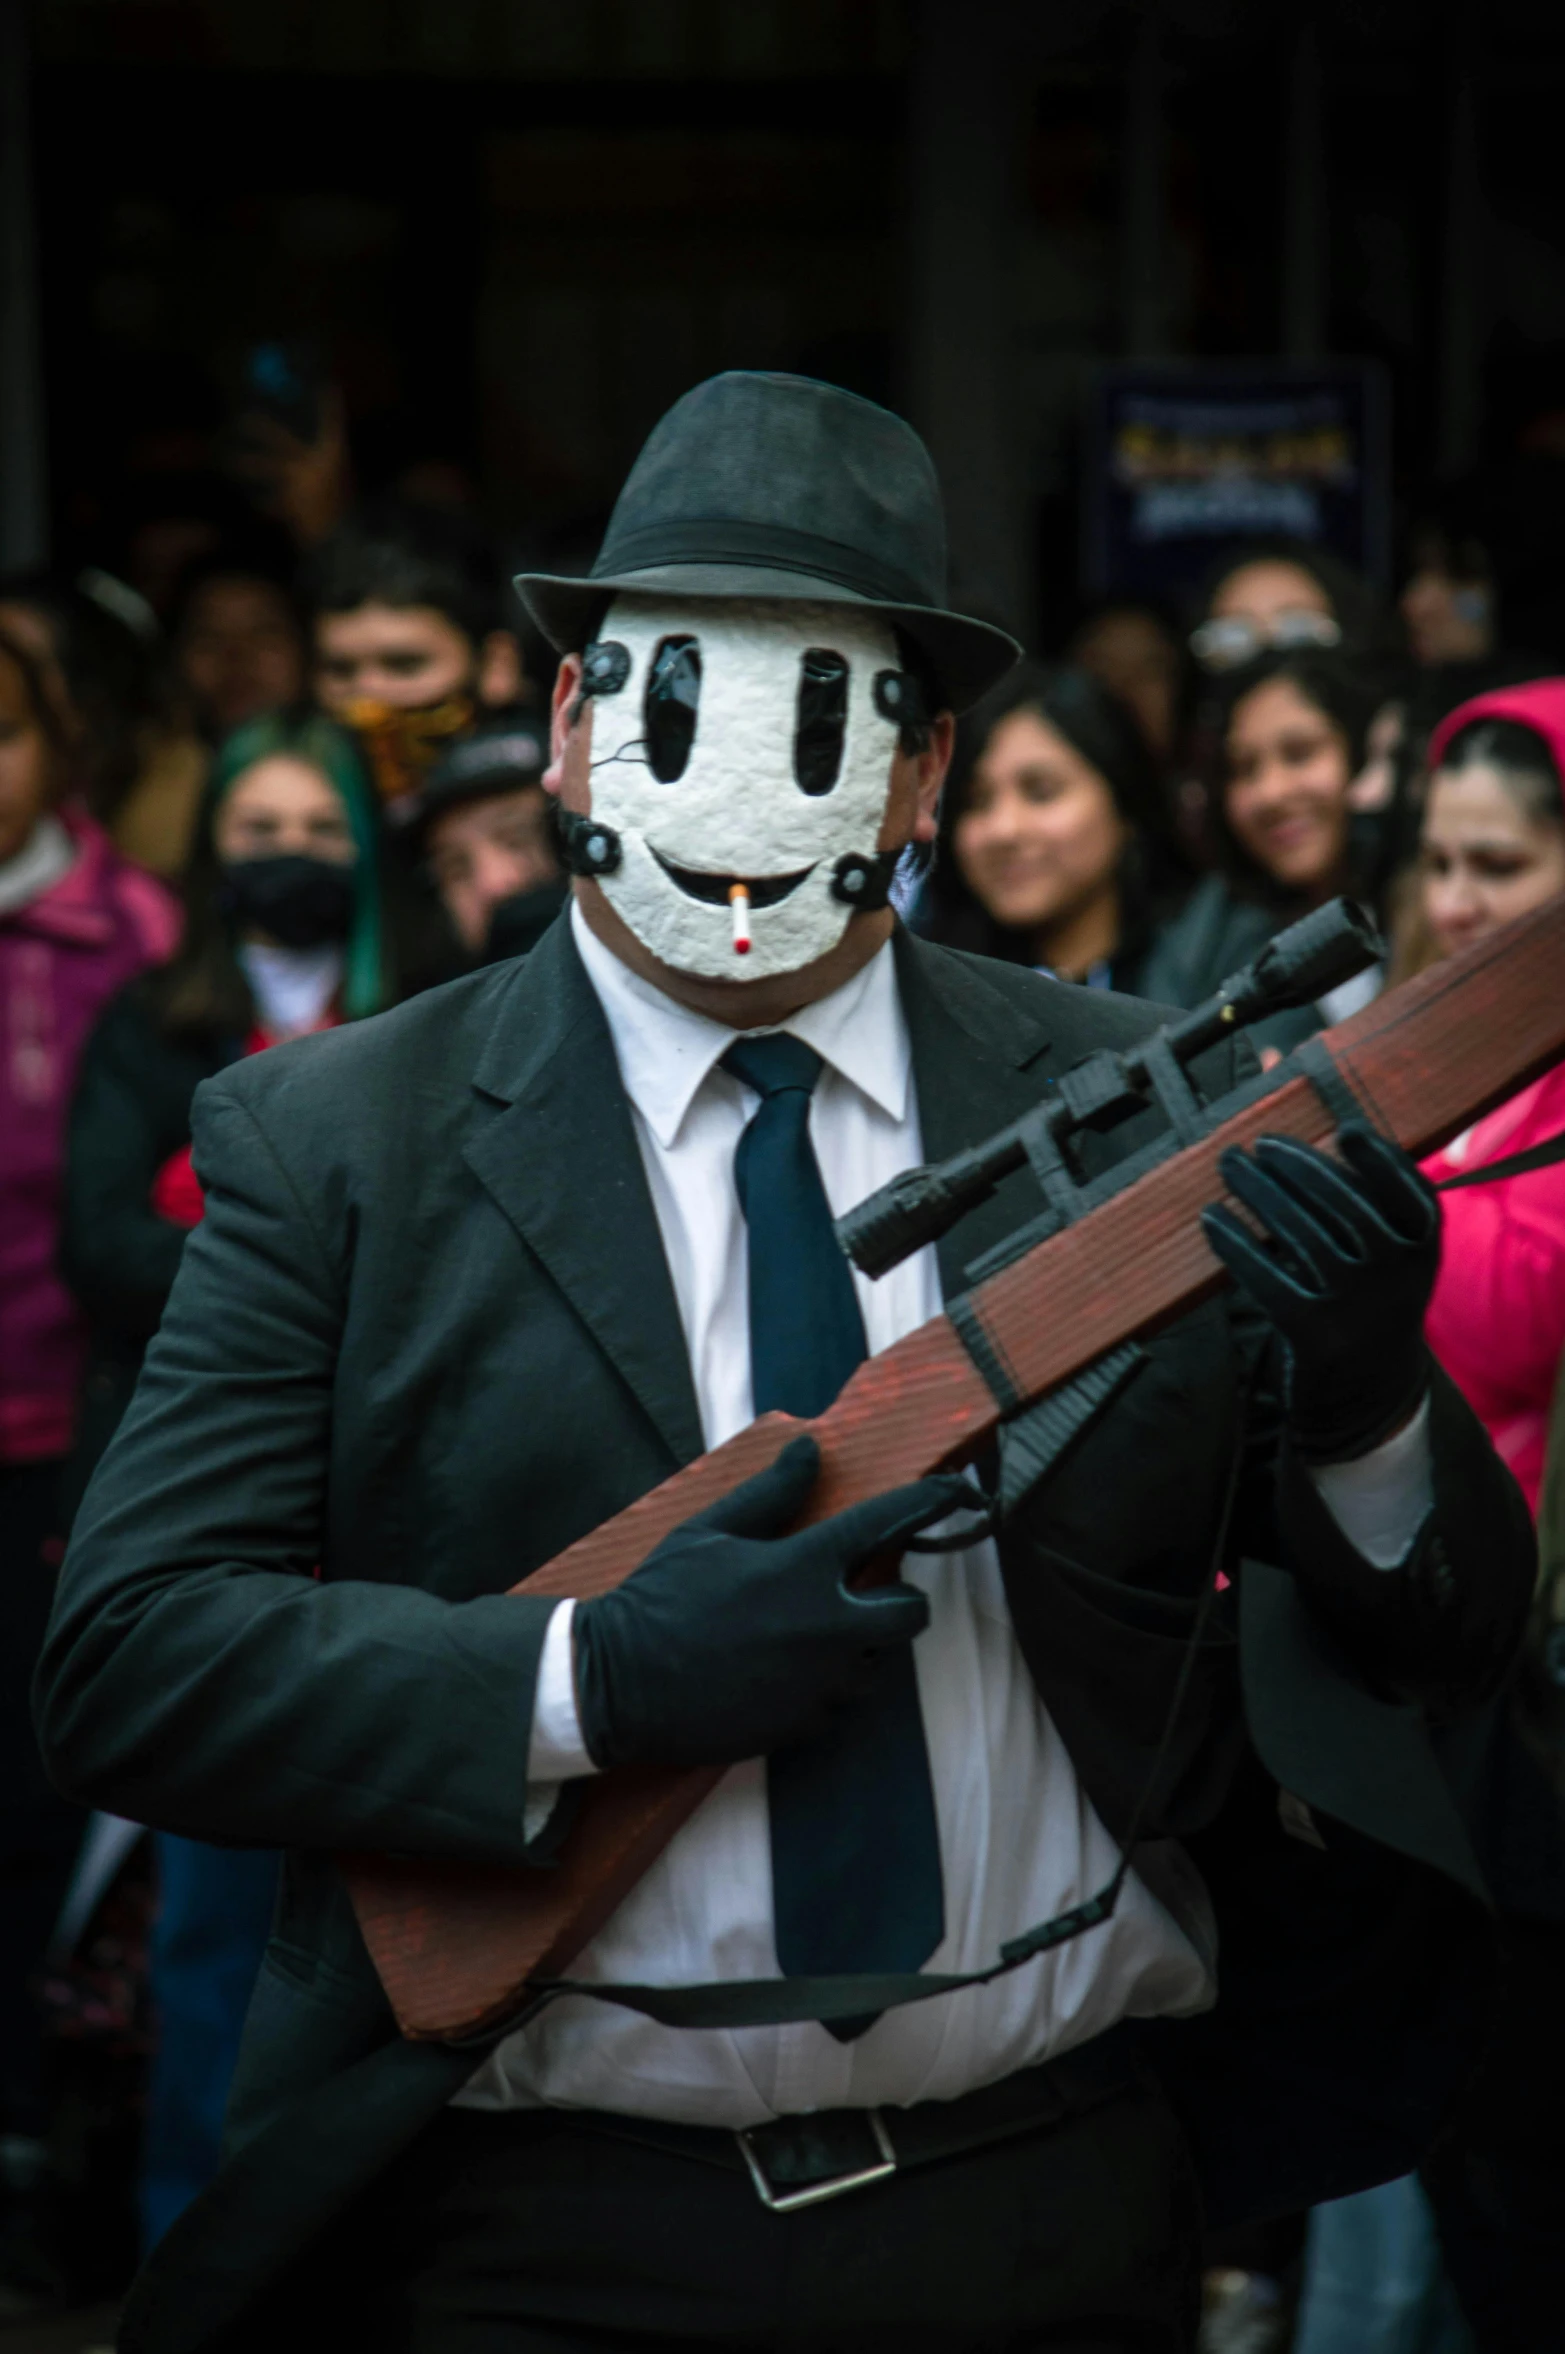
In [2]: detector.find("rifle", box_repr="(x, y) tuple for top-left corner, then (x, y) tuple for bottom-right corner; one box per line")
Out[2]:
(345, 893), (1565, 2042)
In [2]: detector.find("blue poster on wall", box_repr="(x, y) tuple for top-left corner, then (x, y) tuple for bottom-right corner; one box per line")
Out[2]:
(1082, 363), (1390, 607)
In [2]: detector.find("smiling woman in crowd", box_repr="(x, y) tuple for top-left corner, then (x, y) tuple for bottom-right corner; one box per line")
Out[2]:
(1139, 646), (1379, 1050)
(916, 660), (1187, 993)
(1416, 683), (1565, 1514)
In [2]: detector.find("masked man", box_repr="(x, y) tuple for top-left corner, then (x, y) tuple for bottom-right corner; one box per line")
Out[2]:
(38, 375), (1531, 2354)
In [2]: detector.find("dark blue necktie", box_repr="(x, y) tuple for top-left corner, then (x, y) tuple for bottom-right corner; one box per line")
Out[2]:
(722, 1034), (944, 2036)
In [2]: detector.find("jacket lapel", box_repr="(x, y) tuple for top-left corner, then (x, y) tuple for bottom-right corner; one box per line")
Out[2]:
(462, 917), (704, 1466)
(893, 930), (1060, 1299)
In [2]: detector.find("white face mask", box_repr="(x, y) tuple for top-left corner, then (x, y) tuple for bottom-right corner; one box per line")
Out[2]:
(573, 596), (909, 981)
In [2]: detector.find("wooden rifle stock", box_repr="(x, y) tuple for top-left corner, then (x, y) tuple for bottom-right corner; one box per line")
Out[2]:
(345, 898), (1565, 2040)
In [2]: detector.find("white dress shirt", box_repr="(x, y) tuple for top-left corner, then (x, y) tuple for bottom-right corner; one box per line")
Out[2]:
(456, 907), (1430, 2127)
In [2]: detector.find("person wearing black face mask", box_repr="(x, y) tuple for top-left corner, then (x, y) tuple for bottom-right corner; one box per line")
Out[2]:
(57, 711), (394, 2258)
(63, 709), (390, 1495)
(219, 848), (357, 950)
(396, 712), (567, 966)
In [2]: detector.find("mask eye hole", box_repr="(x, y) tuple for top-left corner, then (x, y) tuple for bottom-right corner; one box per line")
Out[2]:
(644, 636), (701, 781)
(795, 648), (848, 796)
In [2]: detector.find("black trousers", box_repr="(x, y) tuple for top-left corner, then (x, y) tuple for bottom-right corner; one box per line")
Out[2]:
(335, 2082), (1202, 2354)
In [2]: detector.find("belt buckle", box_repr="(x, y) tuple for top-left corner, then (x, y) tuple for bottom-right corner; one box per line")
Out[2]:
(736, 2110), (898, 2213)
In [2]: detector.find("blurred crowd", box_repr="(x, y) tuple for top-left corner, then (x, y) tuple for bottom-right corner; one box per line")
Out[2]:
(4, 399), (1565, 2350)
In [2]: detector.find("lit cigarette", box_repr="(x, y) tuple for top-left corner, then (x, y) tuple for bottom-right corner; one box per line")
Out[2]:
(729, 883), (751, 956)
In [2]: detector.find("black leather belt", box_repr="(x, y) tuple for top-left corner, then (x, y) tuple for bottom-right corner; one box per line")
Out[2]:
(575, 2021), (1144, 2214)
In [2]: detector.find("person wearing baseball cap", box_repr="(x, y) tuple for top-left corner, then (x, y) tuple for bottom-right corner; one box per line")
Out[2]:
(397, 712), (566, 963)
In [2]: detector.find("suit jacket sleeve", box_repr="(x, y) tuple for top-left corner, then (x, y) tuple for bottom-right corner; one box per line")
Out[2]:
(1258, 1343), (1534, 1714)
(36, 1073), (560, 1865)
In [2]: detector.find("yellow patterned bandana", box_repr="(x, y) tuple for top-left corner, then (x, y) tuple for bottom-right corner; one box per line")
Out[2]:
(342, 694), (476, 817)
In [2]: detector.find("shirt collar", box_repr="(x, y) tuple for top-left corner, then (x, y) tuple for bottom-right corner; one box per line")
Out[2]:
(571, 901), (911, 1150)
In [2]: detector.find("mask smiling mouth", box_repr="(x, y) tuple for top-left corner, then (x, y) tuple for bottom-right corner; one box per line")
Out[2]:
(650, 849), (817, 908)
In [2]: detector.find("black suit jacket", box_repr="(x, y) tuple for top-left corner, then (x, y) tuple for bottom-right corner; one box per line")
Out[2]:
(37, 918), (1534, 2354)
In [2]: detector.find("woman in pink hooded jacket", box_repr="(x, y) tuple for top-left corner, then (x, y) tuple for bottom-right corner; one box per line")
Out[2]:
(0, 623), (176, 2272)
(1418, 678), (1565, 1515)
(1298, 682), (1565, 2354)
(1323, 678), (1565, 2354)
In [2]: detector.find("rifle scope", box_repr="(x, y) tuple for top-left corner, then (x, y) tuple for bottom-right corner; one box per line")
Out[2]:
(837, 896), (1382, 1280)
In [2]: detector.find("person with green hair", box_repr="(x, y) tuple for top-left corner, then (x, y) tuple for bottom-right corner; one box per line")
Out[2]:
(63, 706), (395, 1484)
(56, 708), (397, 2254)
(163, 706), (388, 1032)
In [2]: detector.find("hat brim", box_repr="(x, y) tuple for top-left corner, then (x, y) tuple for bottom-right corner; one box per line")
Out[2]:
(514, 561), (1021, 715)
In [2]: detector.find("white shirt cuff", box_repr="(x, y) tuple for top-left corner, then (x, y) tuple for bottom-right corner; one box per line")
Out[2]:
(1308, 1395), (1434, 1569)
(523, 1597), (599, 1842)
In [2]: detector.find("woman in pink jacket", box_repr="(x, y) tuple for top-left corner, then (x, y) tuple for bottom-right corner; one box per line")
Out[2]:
(1411, 679), (1565, 2349)
(1419, 678), (1565, 1515)
(0, 623), (176, 2296)
(1298, 681), (1565, 2354)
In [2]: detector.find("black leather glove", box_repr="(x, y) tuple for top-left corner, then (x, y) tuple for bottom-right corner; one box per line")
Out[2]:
(1201, 1121), (1440, 1463)
(573, 1436), (968, 1771)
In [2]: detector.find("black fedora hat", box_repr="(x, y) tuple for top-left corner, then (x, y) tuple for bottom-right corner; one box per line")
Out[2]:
(514, 372), (1020, 714)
